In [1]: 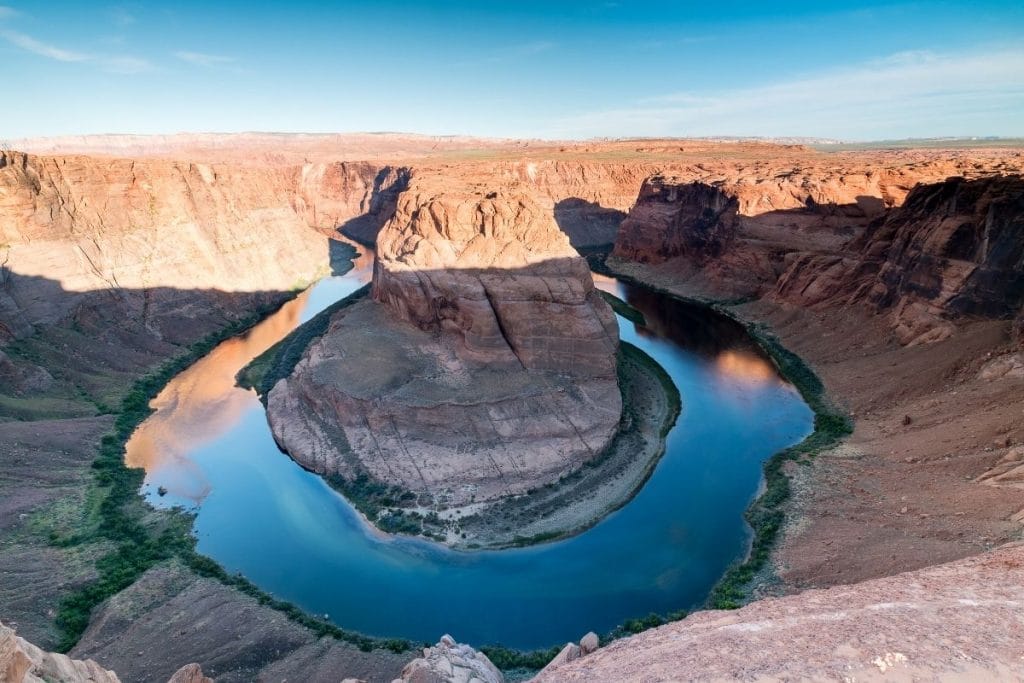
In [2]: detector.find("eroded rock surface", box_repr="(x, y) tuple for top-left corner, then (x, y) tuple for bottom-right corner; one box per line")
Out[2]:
(612, 178), (739, 264)
(532, 543), (1024, 682)
(268, 177), (621, 510)
(613, 174), (1024, 345)
(1, 621), (120, 683)
(775, 175), (1024, 344)
(397, 635), (503, 683)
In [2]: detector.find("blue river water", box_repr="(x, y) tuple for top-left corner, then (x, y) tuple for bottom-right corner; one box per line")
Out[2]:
(126, 254), (813, 650)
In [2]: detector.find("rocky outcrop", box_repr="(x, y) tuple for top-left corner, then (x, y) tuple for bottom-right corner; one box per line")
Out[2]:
(372, 178), (619, 376)
(0, 151), (403, 342)
(775, 175), (1024, 344)
(533, 543), (1024, 681)
(613, 173), (1024, 344)
(397, 635), (503, 683)
(266, 176), (622, 514)
(165, 663), (212, 683)
(1, 621), (120, 683)
(533, 632), (600, 678)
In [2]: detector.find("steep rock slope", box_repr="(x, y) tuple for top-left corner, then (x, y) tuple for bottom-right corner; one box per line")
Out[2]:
(533, 543), (1024, 682)
(0, 151), (405, 341)
(775, 175), (1024, 343)
(267, 175), (621, 511)
(612, 173), (1024, 344)
(612, 178), (740, 264)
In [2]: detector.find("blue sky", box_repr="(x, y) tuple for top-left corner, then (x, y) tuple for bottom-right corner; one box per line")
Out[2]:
(1, 1), (1022, 140)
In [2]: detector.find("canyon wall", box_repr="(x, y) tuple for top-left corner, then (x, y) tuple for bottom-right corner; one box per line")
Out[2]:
(612, 172), (1024, 344)
(0, 151), (404, 342)
(372, 174), (620, 375)
(775, 175), (1024, 344)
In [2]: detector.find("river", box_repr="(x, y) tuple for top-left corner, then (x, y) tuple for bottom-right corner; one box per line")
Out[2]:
(125, 247), (813, 650)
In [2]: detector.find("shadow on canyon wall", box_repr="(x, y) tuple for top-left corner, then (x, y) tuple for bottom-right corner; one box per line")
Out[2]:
(334, 180), (628, 252)
(553, 198), (628, 249)
(0, 239), (362, 420)
(337, 167), (411, 247)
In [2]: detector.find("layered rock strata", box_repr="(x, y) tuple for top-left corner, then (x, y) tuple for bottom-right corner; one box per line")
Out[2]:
(267, 177), (621, 509)
(0, 151), (405, 341)
(613, 174), (1024, 345)
(775, 175), (1024, 344)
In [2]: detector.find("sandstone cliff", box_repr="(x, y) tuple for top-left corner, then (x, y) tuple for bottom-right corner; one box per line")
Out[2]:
(612, 173), (1024, 344)
(266, 175), (622, 516)
(372, 177), (620, 376)
(775, 175), (1024, 344)
(0, 151), (404, 341)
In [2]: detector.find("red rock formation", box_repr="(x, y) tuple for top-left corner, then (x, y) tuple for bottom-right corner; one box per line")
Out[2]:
(775, 175), (1024, 344)
(0, 151), (404, 341)
(612, 178), (739, 264)
(612, 173), (1024, 344)
(373, 176), (619, 376)
(267, 176), (622, 513)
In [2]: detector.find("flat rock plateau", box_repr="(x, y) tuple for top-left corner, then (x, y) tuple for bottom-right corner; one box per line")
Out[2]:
(1, 133), (1023, 681)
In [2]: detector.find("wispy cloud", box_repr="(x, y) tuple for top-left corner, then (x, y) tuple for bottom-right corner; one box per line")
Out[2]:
(174, 50), (235, 67)
(0, 28), (152, 73)
(0, 5), (18, 20)
(552, 47), (1024, 139)
(0, 29), (89, 61)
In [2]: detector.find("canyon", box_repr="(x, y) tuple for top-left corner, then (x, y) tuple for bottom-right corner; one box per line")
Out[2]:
(0, 134), (1022, 681)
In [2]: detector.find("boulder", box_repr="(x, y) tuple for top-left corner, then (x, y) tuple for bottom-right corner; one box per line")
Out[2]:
(397, 635), (503, 683)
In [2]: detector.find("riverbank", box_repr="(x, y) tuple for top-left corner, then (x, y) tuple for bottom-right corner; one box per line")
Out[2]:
(601, 254), (1024, 602)
(454, 339), (680, 549)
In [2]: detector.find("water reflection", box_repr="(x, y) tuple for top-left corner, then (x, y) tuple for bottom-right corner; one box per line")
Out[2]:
(125, 242), (373, 505)
(594, 274), (784, 390)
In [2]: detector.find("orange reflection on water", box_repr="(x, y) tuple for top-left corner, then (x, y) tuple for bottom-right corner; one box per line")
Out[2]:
(124, 288), (312, 502)
(713, 349), (779, 387)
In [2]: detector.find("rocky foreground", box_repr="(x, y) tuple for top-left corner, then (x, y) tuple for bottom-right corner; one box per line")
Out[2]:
(266, 172), (622, 513)
(536, 543), (1024, 681)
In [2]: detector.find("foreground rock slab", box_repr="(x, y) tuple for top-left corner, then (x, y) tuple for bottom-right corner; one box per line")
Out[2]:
(532, 543), (1024, 681)
(1, 621), (120, 683)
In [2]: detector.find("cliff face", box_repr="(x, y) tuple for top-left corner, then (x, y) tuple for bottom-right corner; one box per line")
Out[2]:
(267, 175), (622, 512)
(0, 152), (401, 341)
(612, 178), (739, 264)
(372, 175), (620, 376)
(612, 173), (1024, 344)
(774, 175), (1024, 344)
